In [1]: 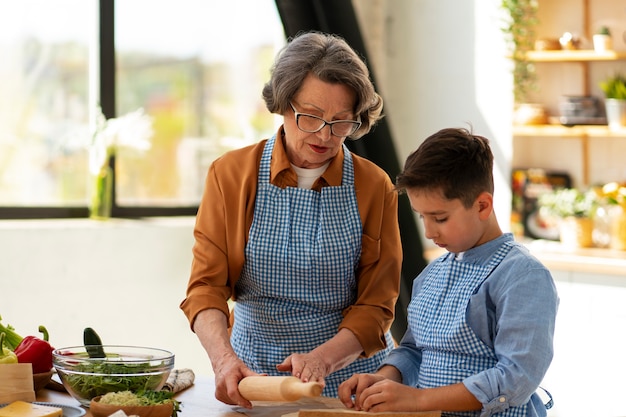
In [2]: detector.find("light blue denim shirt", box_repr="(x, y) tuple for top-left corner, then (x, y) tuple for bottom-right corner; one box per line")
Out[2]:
(382, 234), (559, 417)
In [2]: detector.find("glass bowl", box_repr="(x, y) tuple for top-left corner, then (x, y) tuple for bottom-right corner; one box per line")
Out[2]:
(52, 345), (174, 407)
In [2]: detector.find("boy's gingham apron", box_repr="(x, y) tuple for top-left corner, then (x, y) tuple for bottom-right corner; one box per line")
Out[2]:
(231, 135), (394, 397)
(409, 240), (529, 417)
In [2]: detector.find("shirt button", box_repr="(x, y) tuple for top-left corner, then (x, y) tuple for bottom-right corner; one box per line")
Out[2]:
(499, 397), (506, 403)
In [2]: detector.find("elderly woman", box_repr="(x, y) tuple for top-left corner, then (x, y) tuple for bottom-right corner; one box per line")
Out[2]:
(180, 31), (401, 407)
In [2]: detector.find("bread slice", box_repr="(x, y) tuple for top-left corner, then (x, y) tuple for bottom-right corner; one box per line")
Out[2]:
(0, 401), (63, 417)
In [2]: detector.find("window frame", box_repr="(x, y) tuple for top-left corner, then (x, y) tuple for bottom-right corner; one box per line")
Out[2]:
(0, 0), (205, 219)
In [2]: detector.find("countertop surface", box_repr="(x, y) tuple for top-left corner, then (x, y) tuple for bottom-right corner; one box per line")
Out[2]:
(425, 238), (626, 277)
(35, 376), (350, 417)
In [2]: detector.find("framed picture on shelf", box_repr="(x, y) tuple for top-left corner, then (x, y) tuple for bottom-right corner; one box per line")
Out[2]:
(511, 168), (571, 240)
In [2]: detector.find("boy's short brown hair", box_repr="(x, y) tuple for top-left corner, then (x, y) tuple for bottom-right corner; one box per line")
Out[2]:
(395, 127), (494, 208)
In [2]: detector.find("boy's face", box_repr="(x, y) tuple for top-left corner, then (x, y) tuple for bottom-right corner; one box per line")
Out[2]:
(407, 187), (492, 254)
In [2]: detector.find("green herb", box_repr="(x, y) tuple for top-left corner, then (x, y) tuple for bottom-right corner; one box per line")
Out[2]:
(501, 0), (540, 103)
(600, 73), (626, 100)
(0, 315), (24, 350)
(138, 390), (181, 417)
(538, 187), (597, 218)
(61, 360), (168, 400)
(0, 333), (18, 364)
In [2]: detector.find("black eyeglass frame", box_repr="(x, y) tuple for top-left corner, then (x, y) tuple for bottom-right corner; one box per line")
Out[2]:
(289, 102), (361, 138)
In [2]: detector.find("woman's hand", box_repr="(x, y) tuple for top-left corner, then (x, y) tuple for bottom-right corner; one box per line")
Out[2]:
(193, 309), (259, 408)
(276, 350), (328, 387)
(276, 328), (363, 386)
(339, 374), (418, 412)
(212, 350), (258, 408)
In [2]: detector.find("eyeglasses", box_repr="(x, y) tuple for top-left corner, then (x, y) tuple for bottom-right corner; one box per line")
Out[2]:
(289, 102), (361, 138)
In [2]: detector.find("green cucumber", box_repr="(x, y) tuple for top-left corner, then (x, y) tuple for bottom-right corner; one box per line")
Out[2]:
(83, 327), (105, 358)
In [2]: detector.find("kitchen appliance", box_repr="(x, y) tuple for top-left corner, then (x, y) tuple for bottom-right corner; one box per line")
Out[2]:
(558, 95), (607, 126)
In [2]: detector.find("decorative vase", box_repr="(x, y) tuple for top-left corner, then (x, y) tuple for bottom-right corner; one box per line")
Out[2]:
(89, 165), (113, 220)
(513, 103), (548, 125)
(608, 204), (626, 251)
(559, 216), (594, 248)
(604, 98), (626, 131)
(593, 34), (612, 52)
(593, 205), (612, 248)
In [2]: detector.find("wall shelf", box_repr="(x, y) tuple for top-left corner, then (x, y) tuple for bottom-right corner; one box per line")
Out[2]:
(513, 124), (626, 137)
(511, 0), (626, 187)
(510, 0), (626, 260)
(425, 241), (626, 276)
(525, 49), (626, 62)
(513, 124), (626, 186)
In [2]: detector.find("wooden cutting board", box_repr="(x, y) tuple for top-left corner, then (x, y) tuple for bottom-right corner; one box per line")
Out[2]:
(238, 396), (441, 417)
(0, 363), (36, 403)
(297, 410), (441, 417)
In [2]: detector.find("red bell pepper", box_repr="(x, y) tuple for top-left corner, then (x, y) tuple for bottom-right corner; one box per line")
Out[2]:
(14, 325), (54, 373)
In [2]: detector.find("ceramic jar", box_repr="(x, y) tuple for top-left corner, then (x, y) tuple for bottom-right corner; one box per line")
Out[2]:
(608, 205), (626, 250)
(559, 216), (594, 249)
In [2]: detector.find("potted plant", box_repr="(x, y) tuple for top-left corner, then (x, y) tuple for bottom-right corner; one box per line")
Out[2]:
(593, 26), (613, 52)
(593, 182), (626, 250)
(599, 73), (626, 130)
(500, 0), (539, 104)
(538, 187), (598, 248)
(500, 0), (546, 125)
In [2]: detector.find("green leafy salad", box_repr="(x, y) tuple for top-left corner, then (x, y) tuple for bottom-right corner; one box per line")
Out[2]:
(62, 360), (167, 399)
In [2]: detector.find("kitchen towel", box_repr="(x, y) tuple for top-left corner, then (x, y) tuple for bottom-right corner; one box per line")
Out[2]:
(162, 368), (195, 393)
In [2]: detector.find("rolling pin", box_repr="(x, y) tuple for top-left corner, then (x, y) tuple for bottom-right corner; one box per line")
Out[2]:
(238, 376), (323, 401)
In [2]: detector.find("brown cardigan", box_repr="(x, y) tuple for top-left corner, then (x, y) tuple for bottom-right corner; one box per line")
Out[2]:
(180, 128), (402, 356)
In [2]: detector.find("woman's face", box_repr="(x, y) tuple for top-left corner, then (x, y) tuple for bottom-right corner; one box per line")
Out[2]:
(283, 74), (357, 168)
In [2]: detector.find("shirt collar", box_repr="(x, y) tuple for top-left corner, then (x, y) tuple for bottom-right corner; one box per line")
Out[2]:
(269, 126), (345, 187)
(450, 233), (513, 264)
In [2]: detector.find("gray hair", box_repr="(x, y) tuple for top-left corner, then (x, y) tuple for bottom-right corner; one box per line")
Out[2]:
(262, 31), (383, 139)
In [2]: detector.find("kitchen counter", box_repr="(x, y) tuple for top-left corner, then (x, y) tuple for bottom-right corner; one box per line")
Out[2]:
(425, 238), (626, 277)
(520, 239), (626, 276)
(35, 376), (348, 417)
(36, 376), (235, 417)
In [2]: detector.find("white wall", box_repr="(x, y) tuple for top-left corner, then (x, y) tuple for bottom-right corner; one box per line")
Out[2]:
(0, 217), (212, 375)
(356, 0), (514, 244)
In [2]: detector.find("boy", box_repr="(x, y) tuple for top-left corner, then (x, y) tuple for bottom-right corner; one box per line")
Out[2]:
(338, 127), (558, 417)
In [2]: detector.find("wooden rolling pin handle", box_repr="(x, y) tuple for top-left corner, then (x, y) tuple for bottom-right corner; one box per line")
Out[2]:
(238, 376), (323, 401)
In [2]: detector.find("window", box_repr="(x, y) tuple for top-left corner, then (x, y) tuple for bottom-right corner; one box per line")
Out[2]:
(0, 1), (93, 212)
(0, 0), (285, 218)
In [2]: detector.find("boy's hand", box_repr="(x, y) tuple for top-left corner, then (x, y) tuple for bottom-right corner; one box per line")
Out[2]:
(340, 374), (421, 412)
(338, 373), (387, 410)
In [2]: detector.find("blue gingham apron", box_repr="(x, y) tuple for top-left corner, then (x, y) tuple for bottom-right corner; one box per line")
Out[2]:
(409, 241), (529, 417)
(231, 135), (394, 397)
